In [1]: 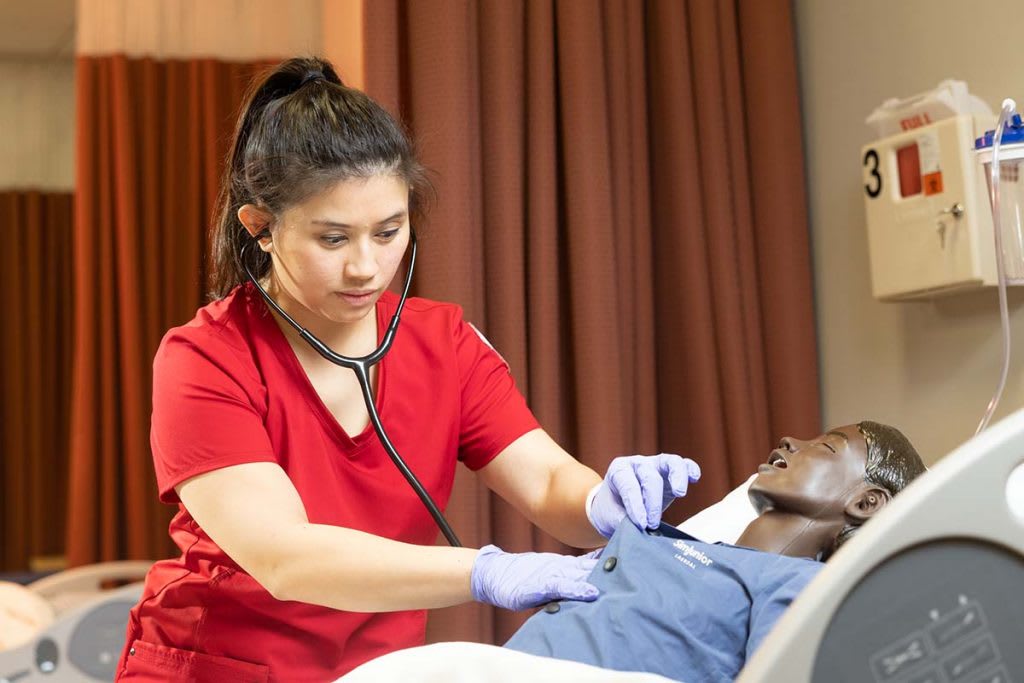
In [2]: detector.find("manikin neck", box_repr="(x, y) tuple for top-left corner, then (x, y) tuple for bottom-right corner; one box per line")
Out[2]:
(733, 510), (846, 560)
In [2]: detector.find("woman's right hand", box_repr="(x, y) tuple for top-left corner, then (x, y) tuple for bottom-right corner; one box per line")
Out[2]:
(469, 546), (600, 611)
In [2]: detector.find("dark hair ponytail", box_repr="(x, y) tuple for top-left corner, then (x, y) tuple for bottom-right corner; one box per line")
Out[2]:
(209, 56), (431, 299)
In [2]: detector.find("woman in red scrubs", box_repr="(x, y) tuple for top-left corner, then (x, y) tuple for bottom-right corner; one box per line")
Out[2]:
(115, 57), (700, 682)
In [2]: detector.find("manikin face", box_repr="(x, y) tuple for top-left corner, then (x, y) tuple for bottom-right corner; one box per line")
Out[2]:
(258, 173), (411, 327)
(747, 424), (869, 520)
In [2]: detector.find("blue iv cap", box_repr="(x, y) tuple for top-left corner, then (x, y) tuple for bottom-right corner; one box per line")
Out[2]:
(975, 114), (1024, 149)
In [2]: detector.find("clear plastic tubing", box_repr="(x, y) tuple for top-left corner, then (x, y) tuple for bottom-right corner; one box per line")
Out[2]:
(976, 99), (1018, 435)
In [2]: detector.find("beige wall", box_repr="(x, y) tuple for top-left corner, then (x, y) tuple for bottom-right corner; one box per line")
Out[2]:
(0, 59), (74, 191)
(795, 0), (1024, 464)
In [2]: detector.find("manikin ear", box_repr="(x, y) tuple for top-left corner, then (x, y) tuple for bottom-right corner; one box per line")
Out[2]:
(844, 485), (892, 524)
(237, 204), (275, 252)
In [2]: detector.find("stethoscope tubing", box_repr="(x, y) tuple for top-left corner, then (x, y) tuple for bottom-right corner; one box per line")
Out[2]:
(240, 229), (462, 547)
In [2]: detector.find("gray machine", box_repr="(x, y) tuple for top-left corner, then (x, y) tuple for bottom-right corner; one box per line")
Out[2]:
(1, 564), (146, 682)
(738, 409), (1024, 682)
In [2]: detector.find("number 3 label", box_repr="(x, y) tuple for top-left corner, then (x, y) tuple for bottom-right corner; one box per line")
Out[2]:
(863, 148), (882, 198)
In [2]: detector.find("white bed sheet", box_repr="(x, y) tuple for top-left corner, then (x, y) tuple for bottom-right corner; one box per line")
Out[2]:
(338, 642), (677, 682)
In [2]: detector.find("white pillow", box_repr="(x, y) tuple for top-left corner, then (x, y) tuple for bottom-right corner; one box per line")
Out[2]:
(676, 474), (758, 544)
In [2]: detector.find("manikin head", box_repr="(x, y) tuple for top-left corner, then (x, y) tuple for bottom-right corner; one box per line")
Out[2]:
(737, 421), (926, 561)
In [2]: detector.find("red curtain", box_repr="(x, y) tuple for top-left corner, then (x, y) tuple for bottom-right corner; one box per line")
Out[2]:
(0, 191), (73, 572)
(67, 56), (270, 566)
(363, 0), (821, 644)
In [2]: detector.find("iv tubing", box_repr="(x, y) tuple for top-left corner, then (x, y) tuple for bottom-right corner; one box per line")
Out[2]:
(975, 99), (1018, 435)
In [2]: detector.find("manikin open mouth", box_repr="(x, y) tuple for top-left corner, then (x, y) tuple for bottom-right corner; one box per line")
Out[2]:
(767, 451), (789, 469)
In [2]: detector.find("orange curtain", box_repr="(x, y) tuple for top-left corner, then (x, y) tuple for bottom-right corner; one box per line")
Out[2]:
(0, 191), (73, 572)
(363, 0), (821, 644)
(67, 56), (270, 565)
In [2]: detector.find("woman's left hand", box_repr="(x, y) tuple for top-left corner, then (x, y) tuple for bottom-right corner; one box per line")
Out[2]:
(586, 454), (701, 538)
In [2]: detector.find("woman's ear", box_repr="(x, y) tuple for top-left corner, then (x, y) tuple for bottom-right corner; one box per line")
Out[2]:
(844, 485), (892, 524)
(237, 205), (274, 251)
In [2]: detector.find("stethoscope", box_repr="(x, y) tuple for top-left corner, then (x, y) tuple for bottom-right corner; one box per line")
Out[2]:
(240, 228), (462, 547)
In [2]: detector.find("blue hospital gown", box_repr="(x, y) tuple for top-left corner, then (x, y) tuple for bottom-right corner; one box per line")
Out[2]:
(504, 521), (822, 682)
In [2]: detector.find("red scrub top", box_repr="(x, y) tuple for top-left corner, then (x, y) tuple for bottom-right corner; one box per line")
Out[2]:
(116, 283), (540, 682)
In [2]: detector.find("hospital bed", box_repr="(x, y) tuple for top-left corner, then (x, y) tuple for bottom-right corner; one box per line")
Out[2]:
(0, 561), (149, 681)
(343, 409), (1024, 682)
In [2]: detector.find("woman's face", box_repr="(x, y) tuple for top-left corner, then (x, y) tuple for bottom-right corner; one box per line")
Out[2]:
(265, 173), (411, 327)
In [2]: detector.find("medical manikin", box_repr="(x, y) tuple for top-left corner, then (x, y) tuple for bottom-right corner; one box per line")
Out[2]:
(504, 421), (928, 682)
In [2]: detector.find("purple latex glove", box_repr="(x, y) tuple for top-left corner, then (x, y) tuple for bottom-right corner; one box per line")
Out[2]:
(470, 546), (600, 611)
(586, 454), (702, 538)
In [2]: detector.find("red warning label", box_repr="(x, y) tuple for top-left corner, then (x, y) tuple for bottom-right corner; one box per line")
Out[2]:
(923, 171), (944, 196)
